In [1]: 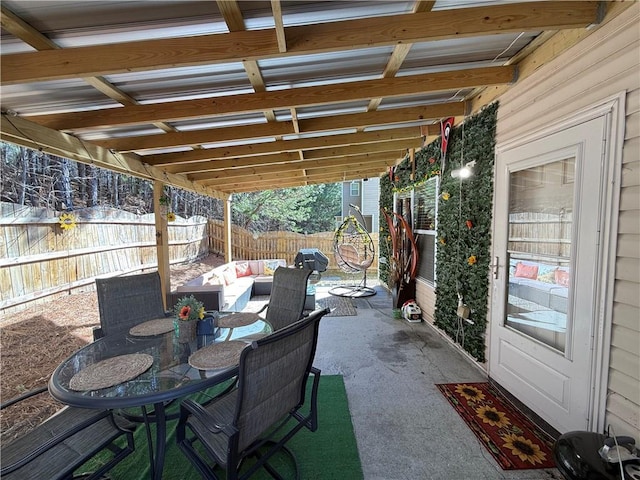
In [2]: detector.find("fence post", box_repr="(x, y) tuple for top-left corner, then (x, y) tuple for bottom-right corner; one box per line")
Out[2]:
(223, 194), (232, 263)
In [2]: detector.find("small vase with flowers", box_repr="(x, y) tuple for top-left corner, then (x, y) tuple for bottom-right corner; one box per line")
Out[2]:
(173, 295), (205, 343)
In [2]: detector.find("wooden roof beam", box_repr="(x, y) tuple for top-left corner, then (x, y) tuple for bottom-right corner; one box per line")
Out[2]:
(143, 127), (424, 166)
(161, 136), (423, 175)
(217, 166), (390, 193)
(190, 152), (400, 182)
(1, 114), (226, 200)
(0, 6), (175, 133)
(1, 2), (598, 84)
(366, 0), (436, 112)
(96, 104), (448, 153)
(29, 66), (514, 130)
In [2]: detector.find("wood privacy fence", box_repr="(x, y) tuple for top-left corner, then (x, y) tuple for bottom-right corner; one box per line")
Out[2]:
(0, 203), (208, 314)
(1, 204), (378, 315)
(208, 220), (378, 268)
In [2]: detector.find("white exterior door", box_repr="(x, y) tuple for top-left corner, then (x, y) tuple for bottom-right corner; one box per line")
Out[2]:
(489, 114), (610, 433)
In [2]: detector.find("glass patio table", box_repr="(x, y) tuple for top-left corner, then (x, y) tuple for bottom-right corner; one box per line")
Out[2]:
(49, 316), (272, 480)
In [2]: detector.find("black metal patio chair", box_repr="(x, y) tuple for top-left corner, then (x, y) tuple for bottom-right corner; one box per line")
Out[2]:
(219, 266), (312, 340)
(176, 307), (329, 480)
(1, 385), (136, 480)
(256, 266), (313, 330)
(94, 271), (168, 340)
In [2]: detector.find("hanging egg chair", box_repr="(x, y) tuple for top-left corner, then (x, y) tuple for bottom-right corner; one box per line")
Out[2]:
(329, 205), (377, 298)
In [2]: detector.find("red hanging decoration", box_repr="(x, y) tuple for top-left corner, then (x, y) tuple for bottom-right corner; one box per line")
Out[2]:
(440, 117), (455, 156)
(466, 220), (473, 230)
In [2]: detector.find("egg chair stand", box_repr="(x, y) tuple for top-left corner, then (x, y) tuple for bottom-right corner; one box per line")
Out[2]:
(329, 207), (377, 298)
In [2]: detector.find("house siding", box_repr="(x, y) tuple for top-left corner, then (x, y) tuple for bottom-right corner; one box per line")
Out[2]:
(361, 178), (380, 234)
(494, 4), (640, 438)
(415, 279), (436, 323)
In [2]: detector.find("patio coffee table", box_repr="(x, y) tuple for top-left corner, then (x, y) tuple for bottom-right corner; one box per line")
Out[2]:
(49, 317), (272, 480)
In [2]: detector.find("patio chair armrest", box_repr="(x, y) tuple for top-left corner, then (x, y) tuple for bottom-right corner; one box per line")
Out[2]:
(180, 399), (237, 437)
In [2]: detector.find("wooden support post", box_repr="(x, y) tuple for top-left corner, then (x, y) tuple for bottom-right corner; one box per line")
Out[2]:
(223, 194), (232, 263)
(410, 148), (415, 181)
(153, 181), (171, 309)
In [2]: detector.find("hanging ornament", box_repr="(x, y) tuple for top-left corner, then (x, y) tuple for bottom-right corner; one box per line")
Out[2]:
(468, 255), (477, 265)
(441, 192), (451, 201)
(429, 157), (436, 164)
(439, 237), (446, 246)
(466, 220), (473, 230)
(440, 117), (454, 156)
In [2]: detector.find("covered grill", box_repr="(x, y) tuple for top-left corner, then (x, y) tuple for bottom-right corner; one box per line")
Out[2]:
(294, 248), (329, 272)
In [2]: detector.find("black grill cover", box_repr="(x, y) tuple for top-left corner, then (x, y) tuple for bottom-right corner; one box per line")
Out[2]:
(294, 248), (329, 272)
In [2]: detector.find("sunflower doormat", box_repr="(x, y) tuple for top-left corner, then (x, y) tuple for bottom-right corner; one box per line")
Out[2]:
(436, 382), (556, 470)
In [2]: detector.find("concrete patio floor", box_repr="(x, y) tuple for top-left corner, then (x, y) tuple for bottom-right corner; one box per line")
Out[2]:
(312, 284), (563, 480)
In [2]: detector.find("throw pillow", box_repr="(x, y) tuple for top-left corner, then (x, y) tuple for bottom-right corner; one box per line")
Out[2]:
(263, 259), (281, 276)
(235, 261), (252, 277)
(555, 269), (570, 287)
(537, 270), (557, 284)
(222, 267), (237, 286)
(514, 262), (538, 280)
(206, 274), (224, 286)
(537, 264), (557, 284)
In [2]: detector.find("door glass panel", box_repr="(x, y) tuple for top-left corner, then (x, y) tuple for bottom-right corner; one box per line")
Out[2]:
(505, 158), (574, 352)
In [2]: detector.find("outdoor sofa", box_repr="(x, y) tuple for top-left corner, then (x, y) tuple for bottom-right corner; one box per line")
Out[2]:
(168, 259), (287, 312)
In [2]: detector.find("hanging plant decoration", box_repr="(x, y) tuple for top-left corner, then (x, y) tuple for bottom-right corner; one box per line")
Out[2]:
(159, 190), (170, 206)
(58, 212), (77, 231)
(158, 187), (171, 219)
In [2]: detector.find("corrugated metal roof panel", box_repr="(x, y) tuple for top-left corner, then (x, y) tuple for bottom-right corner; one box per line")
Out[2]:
(401, 34), (539, 73)
(2, 80), (121, 116)
(259, 47), (392, 89)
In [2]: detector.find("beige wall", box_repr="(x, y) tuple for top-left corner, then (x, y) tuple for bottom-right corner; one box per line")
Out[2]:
(494, 4), (640, 438)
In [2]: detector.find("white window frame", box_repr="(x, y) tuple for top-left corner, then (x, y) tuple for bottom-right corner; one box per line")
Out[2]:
(393, 176), (439, 286)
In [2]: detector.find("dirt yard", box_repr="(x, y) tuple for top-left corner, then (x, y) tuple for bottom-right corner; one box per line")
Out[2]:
(0, 254), (224, 444)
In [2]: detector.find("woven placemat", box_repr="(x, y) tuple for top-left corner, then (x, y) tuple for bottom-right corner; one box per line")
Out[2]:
(217, 312), (260, 328)
(188, 341), (247, 370)
(69, 353), (154, 391)
(129, 318), (175, 336)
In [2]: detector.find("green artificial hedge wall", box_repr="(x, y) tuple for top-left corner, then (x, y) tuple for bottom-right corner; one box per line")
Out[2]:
(379, 102), (498, 362)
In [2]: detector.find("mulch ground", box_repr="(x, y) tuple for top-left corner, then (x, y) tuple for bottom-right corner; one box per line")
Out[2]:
(0, 254), (224, 444)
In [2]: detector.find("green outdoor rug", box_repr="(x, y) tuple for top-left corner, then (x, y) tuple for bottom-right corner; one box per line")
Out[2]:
(81, 375), (362, 480)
